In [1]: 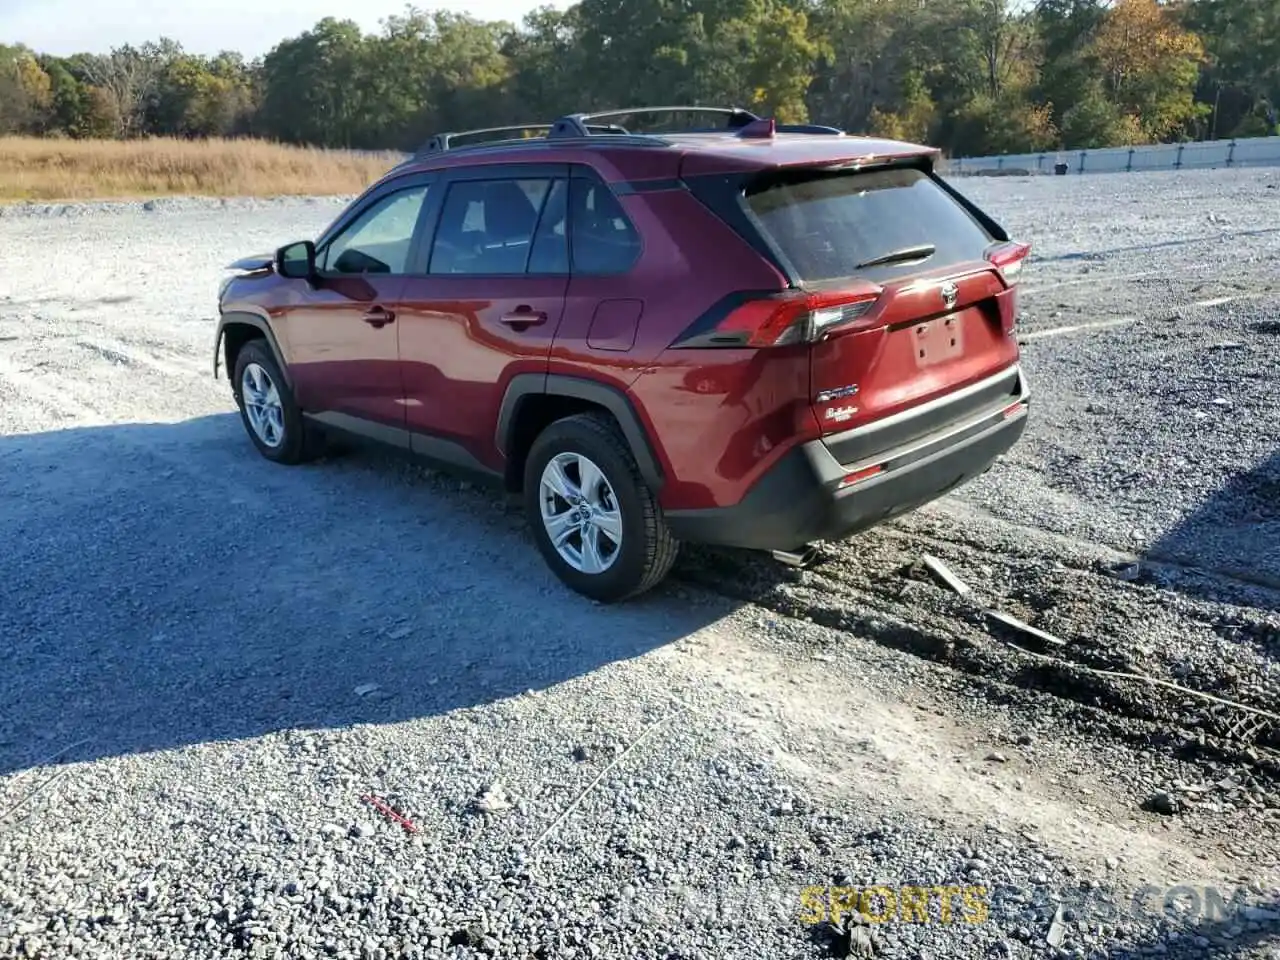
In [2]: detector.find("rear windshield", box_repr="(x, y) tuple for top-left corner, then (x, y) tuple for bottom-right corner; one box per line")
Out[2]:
(744, 166), (995, 282)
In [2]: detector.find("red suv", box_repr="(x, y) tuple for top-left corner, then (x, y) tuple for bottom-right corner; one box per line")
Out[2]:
(214, 107), (1031, 603)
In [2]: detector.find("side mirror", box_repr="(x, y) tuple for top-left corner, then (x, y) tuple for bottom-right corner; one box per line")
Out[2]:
(276, 240), (317, 281)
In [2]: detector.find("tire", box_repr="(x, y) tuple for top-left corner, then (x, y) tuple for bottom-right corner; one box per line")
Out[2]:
(231, 339), (320, 465)
(523, 412), (679, 603)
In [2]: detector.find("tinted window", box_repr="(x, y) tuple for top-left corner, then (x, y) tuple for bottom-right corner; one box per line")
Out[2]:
(570, 179), (641, 275)
(430, 178), (552, 275)
(744, 167), (994, 282)
(528, 179), (569, 274)
(322, 185), (429, 275)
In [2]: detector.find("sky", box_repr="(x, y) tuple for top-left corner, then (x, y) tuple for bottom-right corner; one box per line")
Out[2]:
(3, 0), (572, 58)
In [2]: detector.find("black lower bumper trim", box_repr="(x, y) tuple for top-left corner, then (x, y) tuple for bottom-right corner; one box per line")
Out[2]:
(665, 405), (1028, 552)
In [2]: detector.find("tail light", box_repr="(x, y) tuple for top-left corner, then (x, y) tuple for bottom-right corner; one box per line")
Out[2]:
(678, 285), (884, 349)
(986, 241), (1032, 286)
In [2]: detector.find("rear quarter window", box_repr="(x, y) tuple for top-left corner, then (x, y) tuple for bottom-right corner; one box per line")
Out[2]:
(744, 167), (995, 283)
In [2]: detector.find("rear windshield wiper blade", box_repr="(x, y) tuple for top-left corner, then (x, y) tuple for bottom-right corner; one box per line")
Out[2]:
(855, 243), (937, 270)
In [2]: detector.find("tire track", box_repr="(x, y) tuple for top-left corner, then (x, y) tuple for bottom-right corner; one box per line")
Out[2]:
(74, 336), (205, 379)
(673, 520), (1280, 776)
(0, 353), (109, 425)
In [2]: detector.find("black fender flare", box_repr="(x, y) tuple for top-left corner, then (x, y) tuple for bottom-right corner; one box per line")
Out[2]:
(497, 373), (665, 491)
(213, 311), (292, 387)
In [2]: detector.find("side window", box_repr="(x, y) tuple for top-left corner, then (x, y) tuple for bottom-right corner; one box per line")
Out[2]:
(429, 178), (552, 275)
(321, 185), (429, 275)
(528, 179), (569, 275)
(570, 179), (641, 275)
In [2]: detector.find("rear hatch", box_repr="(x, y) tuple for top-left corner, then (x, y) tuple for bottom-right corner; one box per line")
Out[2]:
(741, 164), (1028, 453)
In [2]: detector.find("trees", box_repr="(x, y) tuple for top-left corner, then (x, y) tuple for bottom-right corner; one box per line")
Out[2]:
(0, 0), (1269, 155)
(1091, 0), (1207, 141)
(1184, 0), (1280, 137)
(0, 46), (53, 135)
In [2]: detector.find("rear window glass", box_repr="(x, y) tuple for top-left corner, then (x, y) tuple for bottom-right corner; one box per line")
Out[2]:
(744, 167), (994, 282)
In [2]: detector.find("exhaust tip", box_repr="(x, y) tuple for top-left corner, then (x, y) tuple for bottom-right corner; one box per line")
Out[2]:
(771, 544), (821, 568)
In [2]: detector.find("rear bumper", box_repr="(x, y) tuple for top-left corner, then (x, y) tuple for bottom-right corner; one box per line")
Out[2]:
(665, 365), (1030, 551)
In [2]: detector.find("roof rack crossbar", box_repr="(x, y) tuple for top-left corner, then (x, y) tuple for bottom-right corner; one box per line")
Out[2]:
(419, 124), (556, 155)
(776, 123), (846, 135)
(418, 121), (640, 156)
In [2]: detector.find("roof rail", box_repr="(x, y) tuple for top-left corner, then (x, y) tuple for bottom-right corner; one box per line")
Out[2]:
(550, 105), (762, 138)
(413, 108), (848, 158)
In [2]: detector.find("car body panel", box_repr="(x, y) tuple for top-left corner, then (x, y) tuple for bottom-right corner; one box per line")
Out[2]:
(271, 274), (408, 429)
(397, 276), (570, 468)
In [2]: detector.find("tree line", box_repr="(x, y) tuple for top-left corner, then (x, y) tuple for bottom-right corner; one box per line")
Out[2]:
(0, 0), (1276, 158)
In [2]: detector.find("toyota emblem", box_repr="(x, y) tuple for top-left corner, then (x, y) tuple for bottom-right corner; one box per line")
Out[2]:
(940, 281), (959, 309)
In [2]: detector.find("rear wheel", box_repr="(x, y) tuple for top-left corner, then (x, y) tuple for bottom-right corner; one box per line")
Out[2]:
(523, 412), (679, 603)
(231, 339), (320, 465)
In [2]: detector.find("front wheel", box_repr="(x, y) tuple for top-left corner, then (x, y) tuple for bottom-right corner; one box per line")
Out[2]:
(231, 339), (320, 465)
(523, 412), (679, 603)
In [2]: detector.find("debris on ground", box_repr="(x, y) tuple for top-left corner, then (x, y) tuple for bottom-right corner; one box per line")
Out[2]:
(983, 610), (1068, 649)
(1046, 904), (1067, 948)
(471, 782), (513, 815)
(821, 912), (879, 958)
(1105, 561), (1143, 582)
(531, 712), (673, 851)
(361, 794), (418, 833)
(1144, 790), (1181, 816)
(917, 553), (975, 598)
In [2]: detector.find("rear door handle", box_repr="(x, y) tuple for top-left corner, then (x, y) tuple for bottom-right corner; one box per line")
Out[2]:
(363, 307), (395, 327)
(500, 308), (547, 329)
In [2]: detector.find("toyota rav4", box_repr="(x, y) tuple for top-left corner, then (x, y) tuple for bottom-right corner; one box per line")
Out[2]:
(214, 106), (1031, 603)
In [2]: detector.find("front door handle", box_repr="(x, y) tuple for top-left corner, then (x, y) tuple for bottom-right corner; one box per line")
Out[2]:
(499, 307), (547, 329)
(363, 307), (396, 328)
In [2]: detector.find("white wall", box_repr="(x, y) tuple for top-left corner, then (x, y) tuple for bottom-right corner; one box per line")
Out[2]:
(941, 136), (1280, 176)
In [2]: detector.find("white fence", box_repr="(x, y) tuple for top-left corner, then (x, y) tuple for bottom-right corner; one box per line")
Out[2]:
(943, 135), (1280, 176)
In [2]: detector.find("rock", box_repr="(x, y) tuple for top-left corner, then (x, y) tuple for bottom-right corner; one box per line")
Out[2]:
(1145, 791), (1179, 816)
(472, 783), (512, 814)
(349, 822), (375, 839)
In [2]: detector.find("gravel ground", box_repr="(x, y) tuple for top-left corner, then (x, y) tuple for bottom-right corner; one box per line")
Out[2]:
(1, 169), (1279, 960)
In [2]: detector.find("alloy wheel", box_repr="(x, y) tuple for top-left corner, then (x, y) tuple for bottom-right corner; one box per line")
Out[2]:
(538, 452), (624, 575)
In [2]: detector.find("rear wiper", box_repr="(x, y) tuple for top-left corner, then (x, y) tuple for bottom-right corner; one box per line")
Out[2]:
(855, 243), (937, 270)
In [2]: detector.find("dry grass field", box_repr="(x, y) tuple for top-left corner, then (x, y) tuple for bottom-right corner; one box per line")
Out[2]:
(0, 136), (405, 201)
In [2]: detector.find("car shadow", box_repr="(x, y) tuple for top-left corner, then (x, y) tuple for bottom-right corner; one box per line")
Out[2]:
(1144, 449), (1280, 615)
(0, 413), (756, 778)
(1121, 896), (1280, 959)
